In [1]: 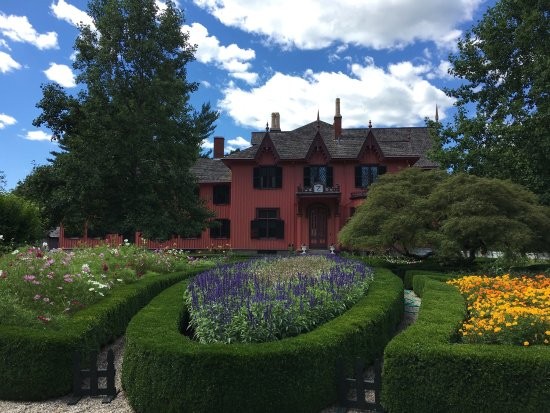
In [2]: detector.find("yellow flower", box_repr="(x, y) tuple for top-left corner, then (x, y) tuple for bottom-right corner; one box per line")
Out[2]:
(494, 327), (502, 333)
(523, 341), (529, 346)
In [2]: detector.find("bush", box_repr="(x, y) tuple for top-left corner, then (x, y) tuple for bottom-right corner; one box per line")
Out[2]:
(382, 275), (550, 413)
(0, 264), (212, 400)
(122, 268), (403, 413)
(0, 193), (42, 252)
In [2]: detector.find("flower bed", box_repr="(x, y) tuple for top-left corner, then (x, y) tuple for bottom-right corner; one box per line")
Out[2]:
(122, 267), (403, 413)
(0, 261), (214, 401)
(0, 245), (211, 329)
(383, 274), (550, 413)
(448, 274), (549, 346)
(185, 256), (373, 343)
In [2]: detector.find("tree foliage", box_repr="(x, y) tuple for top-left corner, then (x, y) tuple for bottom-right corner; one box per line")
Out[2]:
(0, 193), (43, 251)
(29, 0), (218, 239)
(430, 0), (550, 204)
(338, 169), (550, 262)
(338, 169), (447, 256)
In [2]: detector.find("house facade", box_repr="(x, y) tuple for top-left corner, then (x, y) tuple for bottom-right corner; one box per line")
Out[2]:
(58, 99), (437, 252)
(181, 98), (436, 253)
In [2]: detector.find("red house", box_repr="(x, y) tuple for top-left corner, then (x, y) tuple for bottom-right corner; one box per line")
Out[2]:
(179, 98), (437, 253)
(58, 99), (437, 252)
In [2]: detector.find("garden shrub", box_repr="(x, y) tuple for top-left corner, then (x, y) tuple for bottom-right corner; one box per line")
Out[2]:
(382, 275), (550, 413)
(0, 193), (42, 252)
(403, 269), (448, 290)
(0, 264), (211, 400)
(122, 267), (403, 413)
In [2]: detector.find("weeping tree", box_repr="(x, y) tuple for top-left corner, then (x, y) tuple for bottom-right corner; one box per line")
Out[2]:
(31, 0), (218, 239)
(339, 169), (550, 262)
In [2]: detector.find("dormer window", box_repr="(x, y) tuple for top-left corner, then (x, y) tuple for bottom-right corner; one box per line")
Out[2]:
(355, 165), (386, 188)
(253, 166), (282, 189)
(304, 166), (333, 187)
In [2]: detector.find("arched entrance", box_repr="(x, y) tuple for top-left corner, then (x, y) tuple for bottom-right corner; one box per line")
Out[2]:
(308, 204), (328, 249)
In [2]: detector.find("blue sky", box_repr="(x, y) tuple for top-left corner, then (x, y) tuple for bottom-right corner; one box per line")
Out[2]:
(0, 0), (496, 190)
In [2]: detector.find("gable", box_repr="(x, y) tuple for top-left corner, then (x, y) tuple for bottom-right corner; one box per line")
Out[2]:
(357, 130), (384, 162)
(254, 132), (280, 164)
(305, 130), (331, 163)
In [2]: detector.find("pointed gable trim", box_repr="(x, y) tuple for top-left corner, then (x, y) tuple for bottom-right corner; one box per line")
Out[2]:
(254, 132), (281, 163)
(305, 131), (332, 163)
(357, 129), (385, 161)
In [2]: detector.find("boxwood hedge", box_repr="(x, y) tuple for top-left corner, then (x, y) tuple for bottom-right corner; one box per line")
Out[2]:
(0, 264), (212, 401)
(122, 267), (403, 413)
(382, 275), (550, 413)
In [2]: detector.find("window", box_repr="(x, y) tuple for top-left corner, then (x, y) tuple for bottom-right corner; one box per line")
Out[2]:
(355, 165), (386, 188)
(210, 219), (230, 239)
(251, 208), (284, 239)
(304, 166), (333, 187)
(253, 166), (282, 189)
(213, 184), (230, 205)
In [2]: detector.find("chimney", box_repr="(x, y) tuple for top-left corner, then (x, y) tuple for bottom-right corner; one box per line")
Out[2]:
(213, 136), (224, 159)
(334, 98), (342, 139)
(270, 112), (281, 132)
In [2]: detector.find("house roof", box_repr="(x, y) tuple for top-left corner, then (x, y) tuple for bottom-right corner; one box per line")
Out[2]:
(225, 120), (438, 168)
(190, 158), (231, 183)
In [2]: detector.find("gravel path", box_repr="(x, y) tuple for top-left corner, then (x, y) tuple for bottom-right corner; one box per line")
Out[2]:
(0, 290), (421, 413)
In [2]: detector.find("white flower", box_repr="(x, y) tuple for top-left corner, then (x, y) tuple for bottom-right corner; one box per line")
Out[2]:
(81, 264), (90, 273)
(11, 249), (19, 255)
(0, 234), (3, 240)
(89, 287), (95, 291)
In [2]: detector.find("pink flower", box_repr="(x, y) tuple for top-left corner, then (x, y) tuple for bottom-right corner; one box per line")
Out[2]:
(37, 315), (50, 324)
(43, 297), (50, 303)
(23, 275), (36, 282)
(33, 294), (42, 300)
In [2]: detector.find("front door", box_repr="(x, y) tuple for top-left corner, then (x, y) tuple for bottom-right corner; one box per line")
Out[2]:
(309, 206), (328, 249)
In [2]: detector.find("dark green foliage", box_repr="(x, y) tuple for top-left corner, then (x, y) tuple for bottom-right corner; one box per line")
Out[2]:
(30, 0), (218, 239)
(122, 268), (403, 413)
(382, 276), (550, 413)
(403, 270), (448, 290)
(430, 0), (550, 204)
(0, 264), (211, 400)
(0, 193), (43, 250)
(339, 169), (550, 263)
(339, 169), (447, 256)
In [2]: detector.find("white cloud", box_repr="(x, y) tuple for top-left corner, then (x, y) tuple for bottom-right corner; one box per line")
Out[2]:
(193, 0), (482, 50)
(428, 60), (453, 79)
(25, 130), (51, 141)
(226, 136), (250, 152)
(51, 0), (95, 30)
(0, 12), (58, 49)
(0, 113), (16, 129)
(44, 63), (76, 87)
(183, 22), (258, 84)
(0, 39), (10, 50)
(219, 59), (454, 130)
(0, 51), (21, 73)
(201, 139), (214, 150)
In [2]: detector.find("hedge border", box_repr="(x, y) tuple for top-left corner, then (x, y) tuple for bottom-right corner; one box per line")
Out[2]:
(382, 275), (550, 413)
(0, 263), (212, 401)
(122, 267), (403, 413)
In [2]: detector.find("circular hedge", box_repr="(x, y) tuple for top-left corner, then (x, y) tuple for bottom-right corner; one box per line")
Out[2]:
(122, 267), (403, 413)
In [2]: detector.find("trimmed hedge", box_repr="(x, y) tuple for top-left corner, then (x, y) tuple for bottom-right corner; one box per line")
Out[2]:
(403, 270), (450, 290)
(0, 264), (212, 401)
(122, 268), (403, 413)
(383, 275), (550, 413)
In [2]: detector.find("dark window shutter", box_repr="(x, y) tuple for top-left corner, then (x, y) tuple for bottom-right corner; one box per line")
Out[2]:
(326, 167), (333, 187)
(378, 165), (387, 175)
(355, 166), (362, 187)
(303, 167), (311, 187)
(275, 167), (282, 188)
(253, 167), (260, 188)
(276, 220), (284, 239)
(251, 220), (259, 239)
(224, 220), (230, 238)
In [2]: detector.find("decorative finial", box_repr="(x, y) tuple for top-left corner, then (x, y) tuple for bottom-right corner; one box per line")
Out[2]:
(317, 110), (320, 130)
(368, 120), (372, 128)
(435, 104), (439, 123)
(266, 122), (269, 132)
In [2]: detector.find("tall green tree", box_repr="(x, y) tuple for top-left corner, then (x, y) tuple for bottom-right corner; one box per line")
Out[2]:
(430, 0), (550, 204)
(0, 171), (5, 192)
(32, 0), (218, 239)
